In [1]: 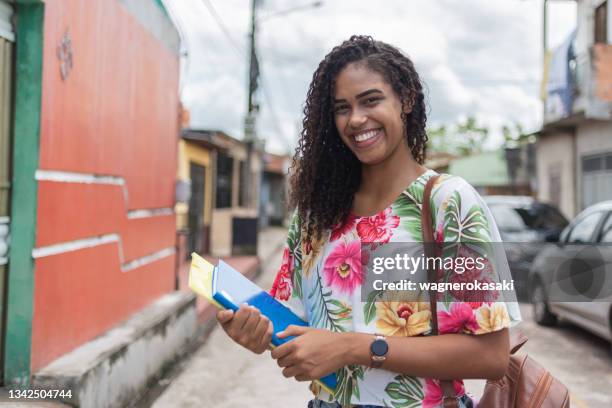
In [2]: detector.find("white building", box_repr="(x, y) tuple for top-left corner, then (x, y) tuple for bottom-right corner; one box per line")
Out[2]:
(537, 0), (612, 218)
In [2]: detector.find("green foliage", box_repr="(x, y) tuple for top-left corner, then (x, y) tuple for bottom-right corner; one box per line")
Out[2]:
(427, 116), (489, 156)
(334, 365), (365, 405)
(307, 268), (352, 331)
(363, 289), (383, 325)
(384, 375), (424, 408)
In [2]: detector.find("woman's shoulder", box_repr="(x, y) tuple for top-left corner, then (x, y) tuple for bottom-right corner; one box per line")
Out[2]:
(430, 172), (482, 203)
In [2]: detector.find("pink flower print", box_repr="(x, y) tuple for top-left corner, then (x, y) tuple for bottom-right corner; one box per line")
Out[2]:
(423, 379), (466, 408)
(447, 245), (499, 303)
(330, 214), (357, 241)
(356, 207), (400, 243)
(323, 241), (364, 295)
(438, 303), (479, 334)
(270, 247), (293, 301)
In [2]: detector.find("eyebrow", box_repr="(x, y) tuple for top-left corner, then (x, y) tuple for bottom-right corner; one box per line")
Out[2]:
(333, 88), (384, 104)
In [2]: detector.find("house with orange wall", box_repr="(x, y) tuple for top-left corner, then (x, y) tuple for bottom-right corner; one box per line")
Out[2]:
(2, 1), (197, 406)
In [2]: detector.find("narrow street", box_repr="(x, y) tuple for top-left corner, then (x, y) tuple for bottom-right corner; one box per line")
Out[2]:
(150, 241), (313, 407)
(151, 244), (612, 408)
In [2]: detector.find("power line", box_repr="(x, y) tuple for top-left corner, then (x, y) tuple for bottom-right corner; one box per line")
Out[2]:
(260, 75), (294, 152)
(161, 0), (191, 96)
(200, 0), (246, 58)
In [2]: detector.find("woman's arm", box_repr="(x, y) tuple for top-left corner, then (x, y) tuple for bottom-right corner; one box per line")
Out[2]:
(272, 326), (509, 382)
(343, 328), (509, 380)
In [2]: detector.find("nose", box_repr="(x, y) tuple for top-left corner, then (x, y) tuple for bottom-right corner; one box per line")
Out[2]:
(348, 108), (367, 130)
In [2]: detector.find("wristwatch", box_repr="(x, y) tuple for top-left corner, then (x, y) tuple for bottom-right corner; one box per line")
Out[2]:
(370, 333), (388, 368)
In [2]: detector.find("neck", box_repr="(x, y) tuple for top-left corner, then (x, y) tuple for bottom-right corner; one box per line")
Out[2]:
(359, 141), (426, 197)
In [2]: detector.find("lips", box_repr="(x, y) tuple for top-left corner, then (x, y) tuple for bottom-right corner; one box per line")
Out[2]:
(352, 128), (383, 148)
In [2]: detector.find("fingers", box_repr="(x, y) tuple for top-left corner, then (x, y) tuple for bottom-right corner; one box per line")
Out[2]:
(231, 304), (252, 332)
(282, 365), (300, 379)
(217, 304), (273, 355)
(277, 324), (309, 339)
(252, 316), (272, 354)
(216, 309), (234, 324)
(270, 341), (294, 360)
(277, 353), (296, 368)
(242, 306), (261, 335)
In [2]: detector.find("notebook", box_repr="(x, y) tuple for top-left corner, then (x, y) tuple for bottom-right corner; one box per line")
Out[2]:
(189, 253), (337, 395)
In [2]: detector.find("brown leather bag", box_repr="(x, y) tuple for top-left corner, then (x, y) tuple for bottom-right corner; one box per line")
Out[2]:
(421, 174), (570, 408)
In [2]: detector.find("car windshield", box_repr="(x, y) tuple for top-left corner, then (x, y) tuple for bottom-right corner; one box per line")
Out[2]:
(489, 205), (526, 231)
(489, 203), (569, 232)
(515, 204), (568, 230)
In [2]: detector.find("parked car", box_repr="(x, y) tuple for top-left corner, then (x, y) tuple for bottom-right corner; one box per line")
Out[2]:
(528, 201), (612, 350)
(483, 196), (569, 301)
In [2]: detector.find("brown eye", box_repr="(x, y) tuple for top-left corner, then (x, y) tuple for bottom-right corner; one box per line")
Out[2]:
(334, 105), (349, 114)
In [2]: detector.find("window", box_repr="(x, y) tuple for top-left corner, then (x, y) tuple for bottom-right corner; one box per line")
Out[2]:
(238, 160), (247, 207)
(548, 169), (561, 210)
(216, 153), (233, 208)
(566, 212), (604, 243)
(599, 213), (612, 243)
(582, 152), (612, 209)
(595, 1), (608, 44)
(489, 205), (526, 232)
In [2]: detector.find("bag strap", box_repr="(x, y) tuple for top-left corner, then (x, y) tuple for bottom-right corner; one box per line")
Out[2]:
(421, 174), (459, 408)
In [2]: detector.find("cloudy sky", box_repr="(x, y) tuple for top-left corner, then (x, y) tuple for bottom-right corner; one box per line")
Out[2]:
(166, 0), (576, 154)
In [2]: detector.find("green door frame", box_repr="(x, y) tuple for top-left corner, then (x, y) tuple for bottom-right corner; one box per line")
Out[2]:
(4, 0), (43, 387)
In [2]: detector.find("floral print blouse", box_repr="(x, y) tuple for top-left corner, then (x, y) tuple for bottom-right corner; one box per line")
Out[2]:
(270, 170), (521, 407)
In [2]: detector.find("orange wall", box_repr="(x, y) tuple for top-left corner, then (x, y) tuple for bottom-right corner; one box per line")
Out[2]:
(31, 0), (179, 371)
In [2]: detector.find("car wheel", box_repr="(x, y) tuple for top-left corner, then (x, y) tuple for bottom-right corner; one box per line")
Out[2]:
(531, 280), (557, 326)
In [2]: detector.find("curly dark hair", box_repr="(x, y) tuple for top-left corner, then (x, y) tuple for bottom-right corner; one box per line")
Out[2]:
(289, 35), (428, 242)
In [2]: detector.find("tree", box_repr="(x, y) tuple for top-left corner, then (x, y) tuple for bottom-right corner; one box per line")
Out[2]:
(427, 116), (489, 156)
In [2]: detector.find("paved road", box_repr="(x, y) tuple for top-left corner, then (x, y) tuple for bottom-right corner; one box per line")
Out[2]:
(515, 304), (612, 407)
(152, 247), (612, 408)
(151, 245), (313, 408)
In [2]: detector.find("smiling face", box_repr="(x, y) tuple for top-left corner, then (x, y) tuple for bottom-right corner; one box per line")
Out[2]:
(333, 61), (410, 166)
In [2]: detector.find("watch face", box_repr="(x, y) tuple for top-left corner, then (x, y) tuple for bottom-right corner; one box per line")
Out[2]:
(371, 339), (388, 356)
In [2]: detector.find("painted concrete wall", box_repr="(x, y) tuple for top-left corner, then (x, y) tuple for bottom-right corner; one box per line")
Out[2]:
(30, 0), (180, 372)
(536, 130), (576, 218)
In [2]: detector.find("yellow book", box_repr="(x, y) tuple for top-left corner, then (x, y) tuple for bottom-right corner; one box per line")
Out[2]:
(188, 252), (223, 309)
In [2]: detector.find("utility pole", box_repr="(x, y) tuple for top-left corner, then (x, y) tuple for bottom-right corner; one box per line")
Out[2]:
(543, 0), (549, 57)
(245, 0), (259, 142)
(243, 0), (259, 209)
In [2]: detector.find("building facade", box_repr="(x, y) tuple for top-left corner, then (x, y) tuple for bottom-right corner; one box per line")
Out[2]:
(179, 129), (263, 258)
(537, 0), (612, 218)
(2, 0), (181, 387)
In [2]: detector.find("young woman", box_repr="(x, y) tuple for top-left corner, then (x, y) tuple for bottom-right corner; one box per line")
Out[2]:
(217, 35), (520, 408)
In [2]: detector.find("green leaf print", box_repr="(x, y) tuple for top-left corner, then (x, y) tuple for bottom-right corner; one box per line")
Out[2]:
(384, 375), (424, 408)
(287, 212), (303, 299)
(443, 190), (491, 244)
(307, 267), (352, 331)
(393, 189), (423, 241)
(293, 264), (303, 299)
(363, 289), (383, 325)
(286, 213), (303, 264)
(334, 365), (365, 406)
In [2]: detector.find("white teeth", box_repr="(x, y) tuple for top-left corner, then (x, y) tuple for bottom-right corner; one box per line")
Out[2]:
(354, 129), (379, 142)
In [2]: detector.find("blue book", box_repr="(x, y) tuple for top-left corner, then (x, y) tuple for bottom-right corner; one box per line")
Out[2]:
(212, 260), (337, 395)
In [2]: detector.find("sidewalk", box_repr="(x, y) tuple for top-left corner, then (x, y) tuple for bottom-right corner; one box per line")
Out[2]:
(150, 226), (313, 408)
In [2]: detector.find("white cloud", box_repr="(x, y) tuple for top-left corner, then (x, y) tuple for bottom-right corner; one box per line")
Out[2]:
(166, 0), (576, 154)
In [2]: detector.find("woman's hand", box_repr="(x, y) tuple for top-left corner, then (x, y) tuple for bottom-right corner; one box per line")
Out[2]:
(270, 325), (348, 382)
(216, 304), (274, 354)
